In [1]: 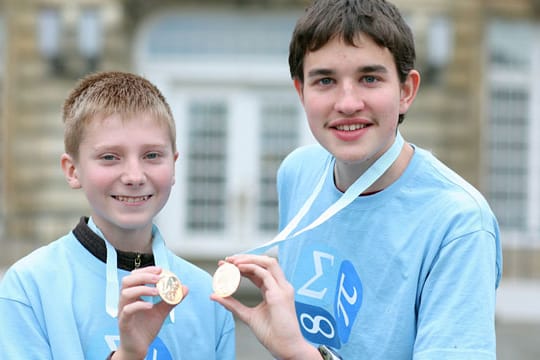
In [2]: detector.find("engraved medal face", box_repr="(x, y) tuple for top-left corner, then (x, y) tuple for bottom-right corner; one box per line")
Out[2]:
(212, 262), (241, 298)
(157, 270), (183, 305)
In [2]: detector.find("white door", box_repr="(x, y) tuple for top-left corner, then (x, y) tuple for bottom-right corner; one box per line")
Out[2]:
(156, 85), (311, 258)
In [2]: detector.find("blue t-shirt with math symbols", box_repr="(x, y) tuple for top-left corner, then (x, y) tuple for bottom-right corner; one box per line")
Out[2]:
(277, 143), (501, 360)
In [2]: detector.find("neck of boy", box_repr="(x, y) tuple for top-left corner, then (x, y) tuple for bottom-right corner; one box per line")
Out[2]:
(94, 220), (154, 254)
(334, 142), (413, 194)
(112, 230), (153, 254)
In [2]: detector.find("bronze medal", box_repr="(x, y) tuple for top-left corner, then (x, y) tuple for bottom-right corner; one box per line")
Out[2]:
(157, 270), (183, 305)
(212, 262), (241, 298)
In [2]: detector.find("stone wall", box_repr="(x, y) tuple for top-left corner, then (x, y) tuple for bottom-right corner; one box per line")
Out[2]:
(0, 0), (128, 265)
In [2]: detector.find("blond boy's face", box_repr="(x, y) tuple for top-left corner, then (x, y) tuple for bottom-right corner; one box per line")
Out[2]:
(62, 113), (178, 238)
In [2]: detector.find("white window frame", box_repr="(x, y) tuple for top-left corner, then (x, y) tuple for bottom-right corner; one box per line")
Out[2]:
(528, 27), (540, 237)
(152, 84), (309, 258)
(486, 21), (540, 248)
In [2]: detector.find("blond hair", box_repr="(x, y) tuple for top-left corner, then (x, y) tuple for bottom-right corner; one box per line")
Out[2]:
(62, 71), (176, 158)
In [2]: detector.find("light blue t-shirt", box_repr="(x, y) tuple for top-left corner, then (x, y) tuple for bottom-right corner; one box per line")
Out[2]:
(277, 144), (502, 359)
(0, 224), (235, 359)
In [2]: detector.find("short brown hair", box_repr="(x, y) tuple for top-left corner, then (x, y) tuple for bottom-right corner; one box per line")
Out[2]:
(62, 71), (176, 158)
(289, 0), (415, 82)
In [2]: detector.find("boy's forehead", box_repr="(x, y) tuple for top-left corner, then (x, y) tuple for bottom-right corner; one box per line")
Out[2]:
(309, 32), (382, 54)
(303, 34), (394, 68)
(88, 111), (168, 126)
(81, 114), (174, 147)
(81, 112), (173, 138)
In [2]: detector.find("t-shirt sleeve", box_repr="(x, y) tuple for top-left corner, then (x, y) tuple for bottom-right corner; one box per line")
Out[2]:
(413, 229), (499, 359)
(0, 268), (53, 359)
(214, 304), (236, 359)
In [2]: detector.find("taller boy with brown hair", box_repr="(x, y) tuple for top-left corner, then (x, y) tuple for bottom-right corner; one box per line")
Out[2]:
(212, 1), (502, 359)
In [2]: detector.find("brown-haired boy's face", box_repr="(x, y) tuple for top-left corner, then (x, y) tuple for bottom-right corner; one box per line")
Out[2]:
(294, 34), (419, 169)
(61, 113), (178, 245)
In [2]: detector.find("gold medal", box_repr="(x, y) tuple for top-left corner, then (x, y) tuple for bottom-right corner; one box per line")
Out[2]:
(156, 270), (183, 305)
(212, 262), (241, 298)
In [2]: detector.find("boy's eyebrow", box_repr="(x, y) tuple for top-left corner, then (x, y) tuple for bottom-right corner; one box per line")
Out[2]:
(306, 68), (335, 78)
(92, 142), (170, 151)
(358, 64), (389, 74)
(306, 64), (389, 78)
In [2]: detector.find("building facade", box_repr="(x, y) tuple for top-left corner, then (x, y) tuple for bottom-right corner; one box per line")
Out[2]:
(1, 0), (539, 280)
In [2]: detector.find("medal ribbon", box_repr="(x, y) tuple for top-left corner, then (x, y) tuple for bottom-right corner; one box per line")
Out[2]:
(86, 218), (119, 318)
(89, 218), (175, 322)
(151, 226), (175, 323)
(244, 132), (404, 255)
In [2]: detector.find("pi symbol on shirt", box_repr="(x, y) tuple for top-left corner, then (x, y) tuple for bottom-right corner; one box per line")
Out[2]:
(334, 260), (362, 343)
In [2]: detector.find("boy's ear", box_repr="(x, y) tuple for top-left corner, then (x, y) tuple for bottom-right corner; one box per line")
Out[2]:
(293, 78), (305, 104)
(399, 69), (421, 115)
(171, 151), (179, 186)
(60, 153), (82, 189)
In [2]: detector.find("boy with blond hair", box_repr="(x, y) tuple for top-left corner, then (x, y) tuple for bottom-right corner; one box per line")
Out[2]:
(0, 71), (235, 359)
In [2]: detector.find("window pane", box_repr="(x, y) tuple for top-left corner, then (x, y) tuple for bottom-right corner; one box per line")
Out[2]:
(186, 102), (227, 231)
(489, 21), (531, 68)
(487, 87), (528, 228)
(258, 101), (300, 231)
(487, 21), (531, 231)
(37, 8), (61, 58)
(427, 16), (453, 67)
(78, 8), (102, 58)
(144, 13), (297, 60)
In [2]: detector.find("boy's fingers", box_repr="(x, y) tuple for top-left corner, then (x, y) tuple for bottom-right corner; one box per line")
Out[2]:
(130, 266), (162, 275)
(210, 294), (252, 324)
(227, 255), (286, 281)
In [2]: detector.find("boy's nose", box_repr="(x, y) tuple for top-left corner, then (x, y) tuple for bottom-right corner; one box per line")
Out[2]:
(334, 83), (365, 115)
(121, 160), (146, 186)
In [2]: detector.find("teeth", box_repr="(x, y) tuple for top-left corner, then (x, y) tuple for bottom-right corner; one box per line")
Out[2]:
(335, 124), (367, 131)
(115, 195), (150, 203)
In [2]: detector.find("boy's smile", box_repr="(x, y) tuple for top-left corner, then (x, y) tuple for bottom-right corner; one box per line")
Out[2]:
(112, 195), (152, 203)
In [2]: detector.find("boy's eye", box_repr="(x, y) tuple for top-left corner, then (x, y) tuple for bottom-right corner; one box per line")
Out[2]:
(318, 78), (333, 86)
(101, 154), (117, 161)
(362, 75), (378, 84)
(145, 152), (160, 160)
